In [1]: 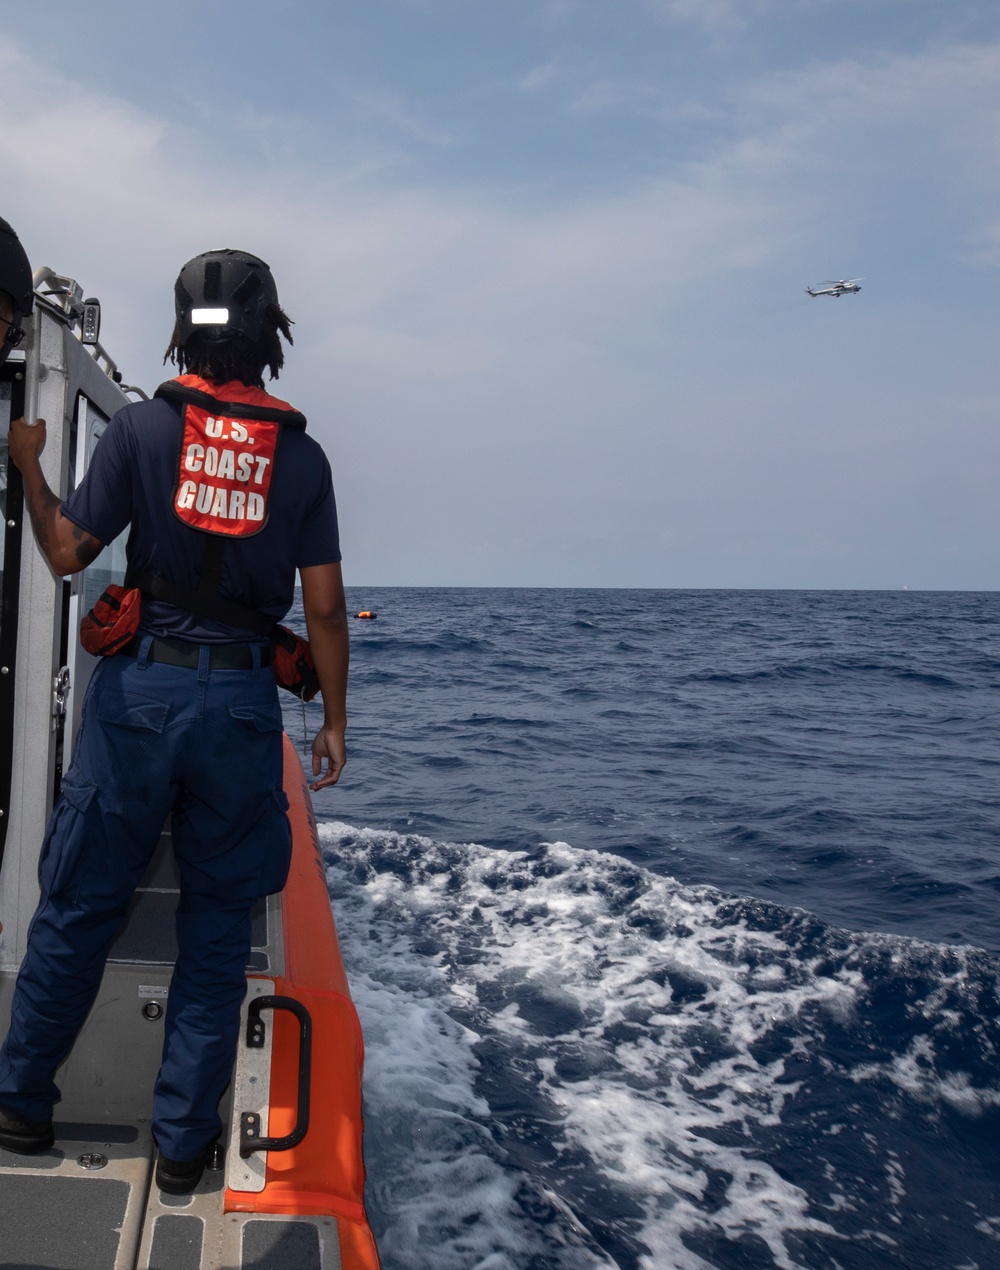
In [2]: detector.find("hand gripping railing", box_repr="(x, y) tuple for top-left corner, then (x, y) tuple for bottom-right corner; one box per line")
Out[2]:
(239, 995), (312, 1158)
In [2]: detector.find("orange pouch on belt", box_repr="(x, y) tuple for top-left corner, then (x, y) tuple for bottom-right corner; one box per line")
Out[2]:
(271, 624), (320, 701)
(80, 585), (142, 657)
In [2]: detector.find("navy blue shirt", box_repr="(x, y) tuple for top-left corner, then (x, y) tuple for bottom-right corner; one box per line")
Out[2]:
(63, 395), (341, 643)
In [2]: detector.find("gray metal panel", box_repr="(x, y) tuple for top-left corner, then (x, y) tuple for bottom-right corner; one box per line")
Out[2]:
(51, 966), (172, 1122)
(60, 318), (132, 422)
(242, 1220), (322, 1270)
(0, 1175), (129, 1269)
(226, 979), (275, 1195)
(1, 307), (73, 973)
(251, 898), (267, 949)
(148, 1214), (204, 1270)
(64, 393), (127, 759)
(0, 303), (131, 975)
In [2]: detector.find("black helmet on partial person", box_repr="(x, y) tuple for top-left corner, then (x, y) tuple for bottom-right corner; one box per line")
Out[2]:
(173, 248), (280, 349)
(0, 217), (33, 319)
(0, 217), (34, 366)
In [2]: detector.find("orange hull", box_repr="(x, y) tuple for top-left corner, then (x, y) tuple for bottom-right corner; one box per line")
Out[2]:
(225, 734), (381, 1269)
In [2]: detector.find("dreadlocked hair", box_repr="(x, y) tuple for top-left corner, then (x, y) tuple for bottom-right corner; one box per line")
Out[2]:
(163, 304), (294, 388)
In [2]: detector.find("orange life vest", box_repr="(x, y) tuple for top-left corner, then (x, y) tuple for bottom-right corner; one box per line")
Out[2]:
(159, 375), (307, 538)
(127, 378), (316, 695)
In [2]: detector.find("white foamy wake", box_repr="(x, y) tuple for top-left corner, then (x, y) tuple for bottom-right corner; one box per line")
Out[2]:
(322, 832), (614, 1269)
(318, 822), (998, 1270)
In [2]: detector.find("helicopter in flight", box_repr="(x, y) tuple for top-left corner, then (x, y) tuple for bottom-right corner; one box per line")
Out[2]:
(806, 278), (863, 298)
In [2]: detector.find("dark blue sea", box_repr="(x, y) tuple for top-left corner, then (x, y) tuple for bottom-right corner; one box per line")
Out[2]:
(283, 588), (1000, 1270)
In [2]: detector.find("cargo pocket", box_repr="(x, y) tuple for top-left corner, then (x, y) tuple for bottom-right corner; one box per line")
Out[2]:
(255, 786), (293, 899)
(95, 691), (170, 733)
(37, 773), (98, 903)
(91, 690), (171, 811)
(228, 702), (284, 735)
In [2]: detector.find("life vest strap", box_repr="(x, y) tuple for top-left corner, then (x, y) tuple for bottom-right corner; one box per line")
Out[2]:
(131, 568), (276, 636)
(130, 535), (276, 638)
(154, 380), (307, 429)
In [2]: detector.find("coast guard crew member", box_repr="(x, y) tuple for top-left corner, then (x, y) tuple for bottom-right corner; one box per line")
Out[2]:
(0, 249), (349, 1195)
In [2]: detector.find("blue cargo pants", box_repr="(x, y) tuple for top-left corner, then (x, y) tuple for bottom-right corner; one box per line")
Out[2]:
(0, 637), (292, 1160)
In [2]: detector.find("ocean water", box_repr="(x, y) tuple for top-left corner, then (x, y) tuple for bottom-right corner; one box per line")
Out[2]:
(282, 588), (1000, 1270)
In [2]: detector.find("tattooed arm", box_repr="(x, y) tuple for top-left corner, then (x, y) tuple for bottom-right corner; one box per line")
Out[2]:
(7, 416), (105, 575)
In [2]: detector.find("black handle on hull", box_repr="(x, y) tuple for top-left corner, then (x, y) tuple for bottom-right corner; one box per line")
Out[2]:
(239, 994), (312, 1158)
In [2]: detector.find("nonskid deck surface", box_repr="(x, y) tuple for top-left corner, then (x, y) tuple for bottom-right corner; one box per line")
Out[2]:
(0, 1123), (147, 1270)
(0, 1136), (337, 1270)
(0, 830), (341, 1270)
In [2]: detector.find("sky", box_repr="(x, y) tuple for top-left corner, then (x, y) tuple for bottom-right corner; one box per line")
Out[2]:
(3, 1), (1000, 588)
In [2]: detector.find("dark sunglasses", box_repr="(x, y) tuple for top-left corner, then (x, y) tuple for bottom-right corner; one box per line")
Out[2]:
(2, 320), (25, 347)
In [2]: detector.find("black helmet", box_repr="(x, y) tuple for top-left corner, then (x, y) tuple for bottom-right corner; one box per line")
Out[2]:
(0, 217), (33, 318)
(173, 248), (279, 348)
(1, 217), (32, 367)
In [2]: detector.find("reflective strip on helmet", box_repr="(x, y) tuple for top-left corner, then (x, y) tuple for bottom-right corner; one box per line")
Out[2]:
(191, 308), (230, 324)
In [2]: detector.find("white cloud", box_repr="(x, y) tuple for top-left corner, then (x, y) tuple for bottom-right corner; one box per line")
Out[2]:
(4, 32), (1000, 584)
(651, 0), (748, 30)
(517, 59), (562, 93)
(644, 0), (911, 34)
(747, 39), (1000, 126)
(349, 88), (458, 147)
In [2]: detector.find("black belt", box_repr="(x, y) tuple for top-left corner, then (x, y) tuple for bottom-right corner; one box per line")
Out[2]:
(120, 635), (272, 670)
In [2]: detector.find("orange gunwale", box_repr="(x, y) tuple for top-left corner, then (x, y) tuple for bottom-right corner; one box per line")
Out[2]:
(224, 734), (380, 1269)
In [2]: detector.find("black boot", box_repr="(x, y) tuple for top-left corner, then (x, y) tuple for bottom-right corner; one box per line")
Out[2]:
(0, 1102), (55, 1154)
(155, 1142), (214, 1194)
